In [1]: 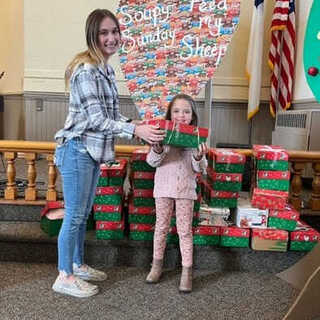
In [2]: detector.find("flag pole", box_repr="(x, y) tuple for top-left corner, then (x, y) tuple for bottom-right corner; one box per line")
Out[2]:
(204, 79), (213, 148)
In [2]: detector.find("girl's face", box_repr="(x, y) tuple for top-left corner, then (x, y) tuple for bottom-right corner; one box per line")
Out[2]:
(170, 99), (193, 125)
(98, 17), (121, 60)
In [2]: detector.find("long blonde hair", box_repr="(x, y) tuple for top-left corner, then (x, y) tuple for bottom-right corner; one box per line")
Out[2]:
(65, 9), (121, 87)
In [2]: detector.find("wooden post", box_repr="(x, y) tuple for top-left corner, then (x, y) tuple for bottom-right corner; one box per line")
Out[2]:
(290, 161), (305, 210)
(310, 162), (320, 211)
(4, 152), (17, 200)
(25, 153), (37, 201)
(46, 154), (57, 201)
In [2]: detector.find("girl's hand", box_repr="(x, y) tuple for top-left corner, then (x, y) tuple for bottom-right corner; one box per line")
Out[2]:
(134, 124), (165, 144)
(152, 142), (163, 154)
(194, 143), (208, 161)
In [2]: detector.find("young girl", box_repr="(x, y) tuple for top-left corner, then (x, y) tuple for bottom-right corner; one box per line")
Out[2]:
(146, 94), (208, 293)
(52, 9), (164, 298)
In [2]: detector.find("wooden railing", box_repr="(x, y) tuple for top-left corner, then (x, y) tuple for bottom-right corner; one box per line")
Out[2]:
(0, 140), (319, 214)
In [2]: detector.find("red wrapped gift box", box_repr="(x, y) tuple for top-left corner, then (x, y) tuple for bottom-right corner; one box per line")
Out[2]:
(269, 204), (300, 221)
(99, 158), (127, 177)
(257, 170), (290, 180)
(251, 188), (288, 210)
(133, 189), (154, 198)
(128, 202), (156, 215)
(194, 225), (220, 236)
(133, 171), (155, 180)
(41, 201), (64, 217)
(251, 228), (288, 251)
(95, 186), (123, 195)
(290, 226), (320, 242)
(145, 119), (209, 139)
(131, 148), (150, 161)
(96, 219), (124, 231)
(253, 145), (289, 161)
(93, 204), (122, 213)
(209, 148), (246, 164)
(207, 167), (242, 182)
(130, 223), (155, 232)
(203, 181), (239, 198)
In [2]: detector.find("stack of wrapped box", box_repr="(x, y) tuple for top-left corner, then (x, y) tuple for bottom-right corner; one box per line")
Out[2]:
(246, 145), (291, 251)
(205, 148), (246, 208)
(252, 145), (289, 210)
(93, 159), (127, 240)
(129, 149), (156, 241)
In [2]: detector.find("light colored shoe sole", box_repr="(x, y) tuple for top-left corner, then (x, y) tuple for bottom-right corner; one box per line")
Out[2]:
(52, 283), (99, 298)
(74, 273), (107, 282)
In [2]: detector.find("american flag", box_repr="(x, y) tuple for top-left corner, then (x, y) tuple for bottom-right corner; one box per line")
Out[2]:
(268, 0), (296, 117)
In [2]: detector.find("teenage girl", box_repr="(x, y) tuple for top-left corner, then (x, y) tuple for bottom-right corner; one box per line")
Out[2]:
(52, 9), (164, 298)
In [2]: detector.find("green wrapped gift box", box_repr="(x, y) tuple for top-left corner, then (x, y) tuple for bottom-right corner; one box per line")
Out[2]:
(94, 194), (122, 205)
(129, 223), (154, 241)
(220, 226), (250, 248)
(256, 160), (288, 171)
(145, 119), (208, 148)
(97, 176), (124, 187)
(257, 179), (289, 191)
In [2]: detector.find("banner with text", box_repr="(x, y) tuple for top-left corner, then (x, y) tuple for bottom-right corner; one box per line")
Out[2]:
(117, 0), (241, 119)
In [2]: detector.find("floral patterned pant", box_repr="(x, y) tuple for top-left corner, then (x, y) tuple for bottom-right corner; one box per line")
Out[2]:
(153, 198), (194, 267)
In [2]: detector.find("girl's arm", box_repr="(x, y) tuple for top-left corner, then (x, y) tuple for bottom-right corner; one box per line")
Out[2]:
(146, 144), (168, 168)
(191, 143), (208, 173)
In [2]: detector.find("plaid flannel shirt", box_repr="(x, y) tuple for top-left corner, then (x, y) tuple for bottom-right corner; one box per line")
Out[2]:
(55, 63), (135, 163)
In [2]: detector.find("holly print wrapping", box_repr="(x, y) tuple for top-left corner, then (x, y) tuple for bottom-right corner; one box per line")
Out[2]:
(219, 226), (250, 247)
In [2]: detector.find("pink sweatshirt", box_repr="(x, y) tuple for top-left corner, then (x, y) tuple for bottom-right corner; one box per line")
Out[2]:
(146, 146), (207, 200)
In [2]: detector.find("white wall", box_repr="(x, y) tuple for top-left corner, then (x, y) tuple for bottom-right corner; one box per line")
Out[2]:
(0, 0), (24, 94)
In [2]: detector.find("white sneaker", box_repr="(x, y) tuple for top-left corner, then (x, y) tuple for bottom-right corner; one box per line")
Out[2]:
(52, 276), (99, 298)
(73, 263), (107, 281)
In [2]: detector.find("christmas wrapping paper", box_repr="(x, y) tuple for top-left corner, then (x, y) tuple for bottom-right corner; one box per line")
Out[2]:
(131, 148), (149, 161)
(167, 226), (179, 244)
(256, 160), (289, 171)
(257, 170), (290, 180)
(40, 201), (64, 237)
(251, 188), (288, 210)
(210, 148), (246, 164)
(94, 194), (123, 205)
(131, 160), (156, 172)
(128, 214), (156, 224)
(96, 186), (124, 196)
(98, 176), (124, 187)
(95, 219), (125, 240)
(268, 204), (300, 231)
(289, 222), (320, 251)
(128, 202), (156, 215)
(251, 228), (288, 252)
(257, 179), (289, 191)
(193, 225), (220, 246)
(132, 171), (155, 189)
(98, 159), (127, 186)
(220, 226), (250, 247)
(129, 223), (155, 241)
(94, 211), (122, 222)
(253, 145), (289, 161)
(144, 119), (208, 148)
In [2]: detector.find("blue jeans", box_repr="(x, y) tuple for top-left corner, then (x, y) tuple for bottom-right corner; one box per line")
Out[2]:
(54, 138), (100, 275)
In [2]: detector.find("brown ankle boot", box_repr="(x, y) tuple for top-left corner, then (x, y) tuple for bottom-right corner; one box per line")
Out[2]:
(179, 266), (192, 293)
(146, 259), (163, 284)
